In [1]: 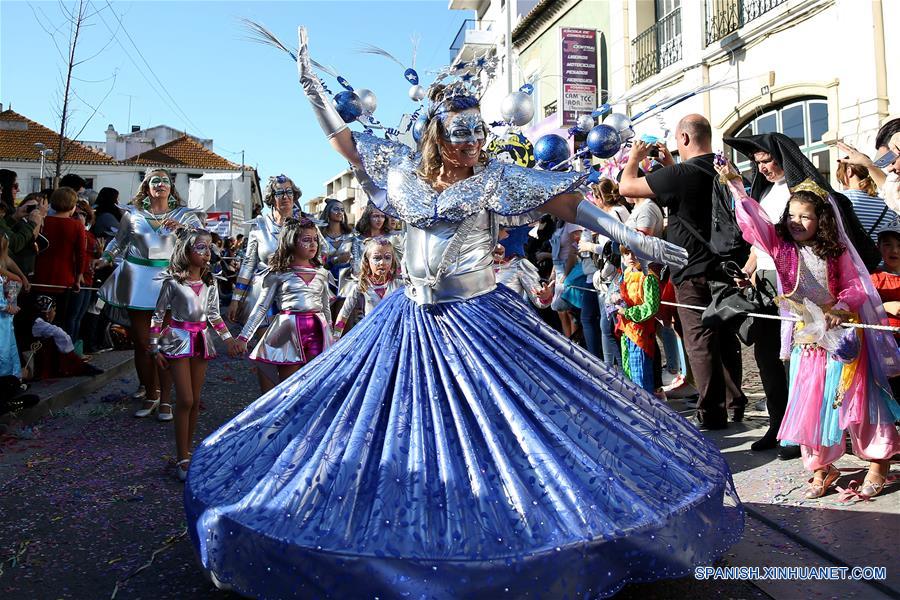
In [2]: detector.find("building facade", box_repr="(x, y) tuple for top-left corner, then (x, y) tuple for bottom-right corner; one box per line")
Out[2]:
(608, 0), (897, 184)
(0, 105), (260, 215)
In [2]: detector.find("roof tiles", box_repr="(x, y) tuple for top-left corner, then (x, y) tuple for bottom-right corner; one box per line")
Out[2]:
(0, 109), (116, 164)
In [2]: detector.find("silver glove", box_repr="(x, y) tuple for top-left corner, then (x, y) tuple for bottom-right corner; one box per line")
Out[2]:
(574, 200), (688, 269)
(297, 26), (347, 139)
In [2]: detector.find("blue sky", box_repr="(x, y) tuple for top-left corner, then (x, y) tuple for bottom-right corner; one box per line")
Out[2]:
(0, 1), (469, 205)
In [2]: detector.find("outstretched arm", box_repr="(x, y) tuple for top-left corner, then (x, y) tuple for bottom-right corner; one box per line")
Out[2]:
(297, 26), (362, 168)
(542, 193), (688, 269)
(714, 159), (780, 257)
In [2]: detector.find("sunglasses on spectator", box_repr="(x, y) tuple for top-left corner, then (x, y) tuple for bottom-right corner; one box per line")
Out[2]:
(274, 189), (295, 198)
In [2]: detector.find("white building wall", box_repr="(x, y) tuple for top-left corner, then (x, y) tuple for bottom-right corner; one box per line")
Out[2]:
(609, 0), (896, 187)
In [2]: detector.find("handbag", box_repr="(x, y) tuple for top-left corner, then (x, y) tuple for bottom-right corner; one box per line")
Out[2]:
(701, 262), (777, 345)
(679, 213), (778, 345)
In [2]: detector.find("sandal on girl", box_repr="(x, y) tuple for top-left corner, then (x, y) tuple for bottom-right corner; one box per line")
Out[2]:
(804, 465), (840, 499)
(176, 459), (190, 481)
(860, 473), (887, 499)
(134, 398), (159, 418)
(157, 403), (174, 422)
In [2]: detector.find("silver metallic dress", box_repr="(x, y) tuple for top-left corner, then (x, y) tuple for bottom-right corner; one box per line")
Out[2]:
(494, 256), (549, 308)
(185, 132), (742, 600)
(99, 206), (204, 310)
(232, 214), (288, 323)
(238, 267), (334, 365)
(150, 276), (231, 359)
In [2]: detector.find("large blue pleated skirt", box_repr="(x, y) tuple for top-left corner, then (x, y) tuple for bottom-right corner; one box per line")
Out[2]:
(185, 285), (743, 599)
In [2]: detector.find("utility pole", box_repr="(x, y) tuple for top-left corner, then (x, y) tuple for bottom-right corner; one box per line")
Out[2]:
(241, 150), (245, 181)
(120, 93), (138, 129)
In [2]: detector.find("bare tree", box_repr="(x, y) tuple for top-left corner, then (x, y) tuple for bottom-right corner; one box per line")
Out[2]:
(32, 0), (118, 184)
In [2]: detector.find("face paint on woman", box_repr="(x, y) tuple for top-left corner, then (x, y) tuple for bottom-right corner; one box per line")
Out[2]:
(440, 110), (486, 145)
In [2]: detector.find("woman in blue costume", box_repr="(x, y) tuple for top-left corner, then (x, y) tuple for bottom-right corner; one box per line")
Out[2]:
(185, 27), (743, 599)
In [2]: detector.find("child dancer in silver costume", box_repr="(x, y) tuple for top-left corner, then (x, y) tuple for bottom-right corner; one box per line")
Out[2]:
(149, 229), (237, 481)
(229, 175), (305, 392)
(234, 218), (334, 384)
(333, 236), (403, 339)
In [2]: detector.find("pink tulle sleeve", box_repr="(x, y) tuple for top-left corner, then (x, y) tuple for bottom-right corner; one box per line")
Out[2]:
(834, 250), (867, 311)
(727, 178), (781, 259)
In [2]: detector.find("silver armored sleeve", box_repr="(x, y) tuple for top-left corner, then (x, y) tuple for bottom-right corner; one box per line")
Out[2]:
(573, 200), (688, 270)
(297, 26), (348, 140)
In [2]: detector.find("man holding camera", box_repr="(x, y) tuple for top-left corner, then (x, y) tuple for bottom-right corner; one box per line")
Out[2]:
(619, 114), (746, 430)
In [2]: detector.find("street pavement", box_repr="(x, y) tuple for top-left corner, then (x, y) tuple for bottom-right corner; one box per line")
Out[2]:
(0, 343), (895, 599)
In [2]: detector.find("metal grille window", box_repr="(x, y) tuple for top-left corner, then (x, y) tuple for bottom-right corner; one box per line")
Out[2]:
(631, 4), (682, 85)
(706, 0), (788, 46)
(730, 99), (830, 182)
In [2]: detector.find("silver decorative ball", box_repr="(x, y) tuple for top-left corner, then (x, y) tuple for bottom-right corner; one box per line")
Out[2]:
(576, 114), (595, 133)
(602, 112), (632, 133)
(500, 91), (535, 126)
(356, 88), (378, 114)
(408, 85), (426, 102)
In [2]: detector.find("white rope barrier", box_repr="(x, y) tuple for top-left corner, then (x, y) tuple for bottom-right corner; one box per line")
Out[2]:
(565, 284), (900, 333)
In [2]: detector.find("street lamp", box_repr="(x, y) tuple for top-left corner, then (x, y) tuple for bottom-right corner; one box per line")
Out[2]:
(34, 142), (53, 184)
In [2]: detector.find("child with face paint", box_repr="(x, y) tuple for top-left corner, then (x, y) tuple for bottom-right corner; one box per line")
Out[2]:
(718, 159), (900, 500)
(333, 237), (403, 339)
(149, 229), (236, 480)
(234, 219), (334, 384)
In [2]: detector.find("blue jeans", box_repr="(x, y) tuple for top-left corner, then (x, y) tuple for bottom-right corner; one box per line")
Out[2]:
(597, 290), (621, 370)
(659, 324), (684, 375)
(580, 274), (603, 359)
(64, 289), (94, 341)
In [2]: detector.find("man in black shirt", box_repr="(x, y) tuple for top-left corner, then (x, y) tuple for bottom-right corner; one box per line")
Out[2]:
(620, 114), (746, 429)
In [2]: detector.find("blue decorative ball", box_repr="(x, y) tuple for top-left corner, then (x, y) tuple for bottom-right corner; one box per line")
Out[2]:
(404, 68), (420, 85)
(333, 91), (363, 123)
(534, 134), (570, 166)
(412, 113), (429, 143)
(586, 124), (621, 158)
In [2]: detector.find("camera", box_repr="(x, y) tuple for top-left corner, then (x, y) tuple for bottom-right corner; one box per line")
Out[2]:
(25, 203), (38, 213)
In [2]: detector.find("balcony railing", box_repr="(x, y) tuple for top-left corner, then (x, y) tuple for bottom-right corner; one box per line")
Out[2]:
(706, 0), (788, 45)
(631, 8), (682, 85)
(449, 19), (494, 61)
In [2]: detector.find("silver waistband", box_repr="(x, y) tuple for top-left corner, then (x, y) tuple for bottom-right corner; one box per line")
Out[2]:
(405, 267), (496, 306)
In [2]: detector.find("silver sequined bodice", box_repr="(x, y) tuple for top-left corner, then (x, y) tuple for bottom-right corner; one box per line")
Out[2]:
(796, 246), (834, 306)
(350, 131), (583, 306)
(403, 210), (497, 305)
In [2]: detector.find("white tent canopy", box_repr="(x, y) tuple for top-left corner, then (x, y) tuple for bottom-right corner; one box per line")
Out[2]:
(188, 173), (254, 232)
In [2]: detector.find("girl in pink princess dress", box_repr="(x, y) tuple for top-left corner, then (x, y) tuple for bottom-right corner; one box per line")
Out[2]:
(716, 158), (900, 500)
